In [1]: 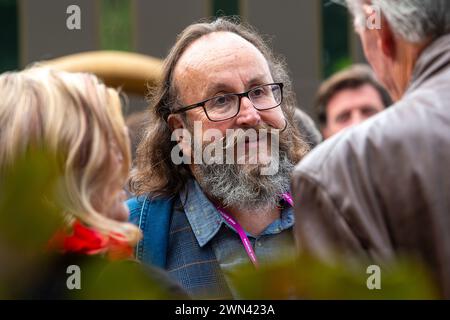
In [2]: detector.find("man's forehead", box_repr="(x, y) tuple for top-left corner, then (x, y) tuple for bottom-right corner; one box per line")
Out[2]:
(174, 32), (269, 80)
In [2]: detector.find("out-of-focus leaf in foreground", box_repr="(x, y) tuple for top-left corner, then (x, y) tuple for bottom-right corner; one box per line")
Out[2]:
(0, 148), (64, 298)
(0, 148), (63, 249)
(70, 257), (187, 299)
(230, 254), (439, 299)
(0, 148), (183, 299)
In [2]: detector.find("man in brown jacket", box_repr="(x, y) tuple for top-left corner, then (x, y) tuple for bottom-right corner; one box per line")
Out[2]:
(292, 0), (450, 298)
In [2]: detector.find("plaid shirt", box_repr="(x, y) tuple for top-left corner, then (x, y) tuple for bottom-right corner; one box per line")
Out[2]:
(166, 179), (295, 299)
(128, 179), (295, 299)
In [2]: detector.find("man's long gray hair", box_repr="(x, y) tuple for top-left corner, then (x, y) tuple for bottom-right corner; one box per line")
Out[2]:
(343, 0), (450, 43)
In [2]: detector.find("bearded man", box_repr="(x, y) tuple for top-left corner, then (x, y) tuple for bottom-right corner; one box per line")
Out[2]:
(127, 18), (308, 298)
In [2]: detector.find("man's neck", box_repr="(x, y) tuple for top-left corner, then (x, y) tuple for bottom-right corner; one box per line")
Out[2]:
(392, 38), (432, 100)
(225, 205), (281, 236)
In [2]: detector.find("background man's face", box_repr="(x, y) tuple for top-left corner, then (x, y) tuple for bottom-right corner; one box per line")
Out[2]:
(322, 84), (384, 138)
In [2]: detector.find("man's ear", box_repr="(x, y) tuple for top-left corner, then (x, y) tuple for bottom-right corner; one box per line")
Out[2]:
(378, 15), (396, 59)
(361, 3), (395, 60)
(167, 114), (185, 132)
(167, 113), (192, 158)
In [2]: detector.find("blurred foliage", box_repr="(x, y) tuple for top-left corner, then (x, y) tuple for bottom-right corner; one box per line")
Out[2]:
(0, 148), (63, 298)
(0, 148), (63, 251)
(230, 254), (439, 299)
(0, 147), (182, 299)
(0, 148), (440, 300)
(71, 257), (183, 299)
(328, 56), (353, 75)
(322, 0), (351, 78)
(213, 0), (240, 17)
(0, 0), (18, 73)
(100, 0), (133, 51)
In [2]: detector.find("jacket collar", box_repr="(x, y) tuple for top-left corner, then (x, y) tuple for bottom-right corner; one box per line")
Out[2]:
(407, 34), (450, 94)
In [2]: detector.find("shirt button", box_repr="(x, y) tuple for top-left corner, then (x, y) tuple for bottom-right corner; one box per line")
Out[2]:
(256, 241), (262, 247)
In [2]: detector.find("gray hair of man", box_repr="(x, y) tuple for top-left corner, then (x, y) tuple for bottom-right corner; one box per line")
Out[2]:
(341, 0), (450, 43)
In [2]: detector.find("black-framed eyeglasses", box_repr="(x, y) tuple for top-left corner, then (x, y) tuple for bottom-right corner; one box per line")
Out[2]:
(171, 82), (284, 122)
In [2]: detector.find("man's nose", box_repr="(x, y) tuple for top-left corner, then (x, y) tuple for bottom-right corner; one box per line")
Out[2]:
(349, 111), (366, 127)
(235, 96), (261, 127)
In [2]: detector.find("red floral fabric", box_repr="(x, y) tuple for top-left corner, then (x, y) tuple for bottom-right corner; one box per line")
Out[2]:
(48, 221), (133, 260)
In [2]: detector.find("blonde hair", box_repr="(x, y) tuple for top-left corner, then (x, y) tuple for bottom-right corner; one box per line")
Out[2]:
(0, 67), (141, 245)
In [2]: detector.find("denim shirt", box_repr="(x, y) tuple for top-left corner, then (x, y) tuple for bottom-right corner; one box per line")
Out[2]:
(173, 179), (296, 298)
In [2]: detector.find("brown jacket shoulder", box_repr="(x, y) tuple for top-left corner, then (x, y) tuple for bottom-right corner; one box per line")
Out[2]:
(292, 35), (450, 298)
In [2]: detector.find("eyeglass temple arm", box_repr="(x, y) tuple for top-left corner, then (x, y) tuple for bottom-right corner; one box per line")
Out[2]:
(171, 103), (203, 114)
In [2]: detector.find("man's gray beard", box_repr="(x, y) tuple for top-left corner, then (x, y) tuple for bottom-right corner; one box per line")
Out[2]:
(192, 149), (294, 213)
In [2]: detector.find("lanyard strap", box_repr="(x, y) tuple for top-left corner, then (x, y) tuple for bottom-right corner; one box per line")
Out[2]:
(216, 192), (293, 268)
(217, 207), (259, 267)
(281, 193), (293, 207)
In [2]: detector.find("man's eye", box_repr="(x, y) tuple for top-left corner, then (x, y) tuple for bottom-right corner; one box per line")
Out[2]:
(212, 96), (230, 106)
(336, 112), (350, 123)
(252, 88), (265, 96)
(362, 107), (379, 116)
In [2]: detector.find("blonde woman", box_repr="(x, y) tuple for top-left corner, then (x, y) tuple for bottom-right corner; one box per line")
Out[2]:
(0, 67), (139, 253)
(0, 67), (186, 298)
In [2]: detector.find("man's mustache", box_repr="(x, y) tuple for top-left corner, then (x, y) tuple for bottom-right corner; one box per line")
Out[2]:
(218, 125), (281, 151)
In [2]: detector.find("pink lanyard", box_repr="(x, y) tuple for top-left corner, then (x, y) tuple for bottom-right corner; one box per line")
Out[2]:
(216, 192), (293, 268)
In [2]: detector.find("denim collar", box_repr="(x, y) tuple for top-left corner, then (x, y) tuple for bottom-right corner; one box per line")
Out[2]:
(179, 179), (224, 247)
(179, 179), (295, 248)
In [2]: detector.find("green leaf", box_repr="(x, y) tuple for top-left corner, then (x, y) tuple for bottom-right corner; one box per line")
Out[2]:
(229, 254), (439, 299)
(0, 148), (64, 251)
